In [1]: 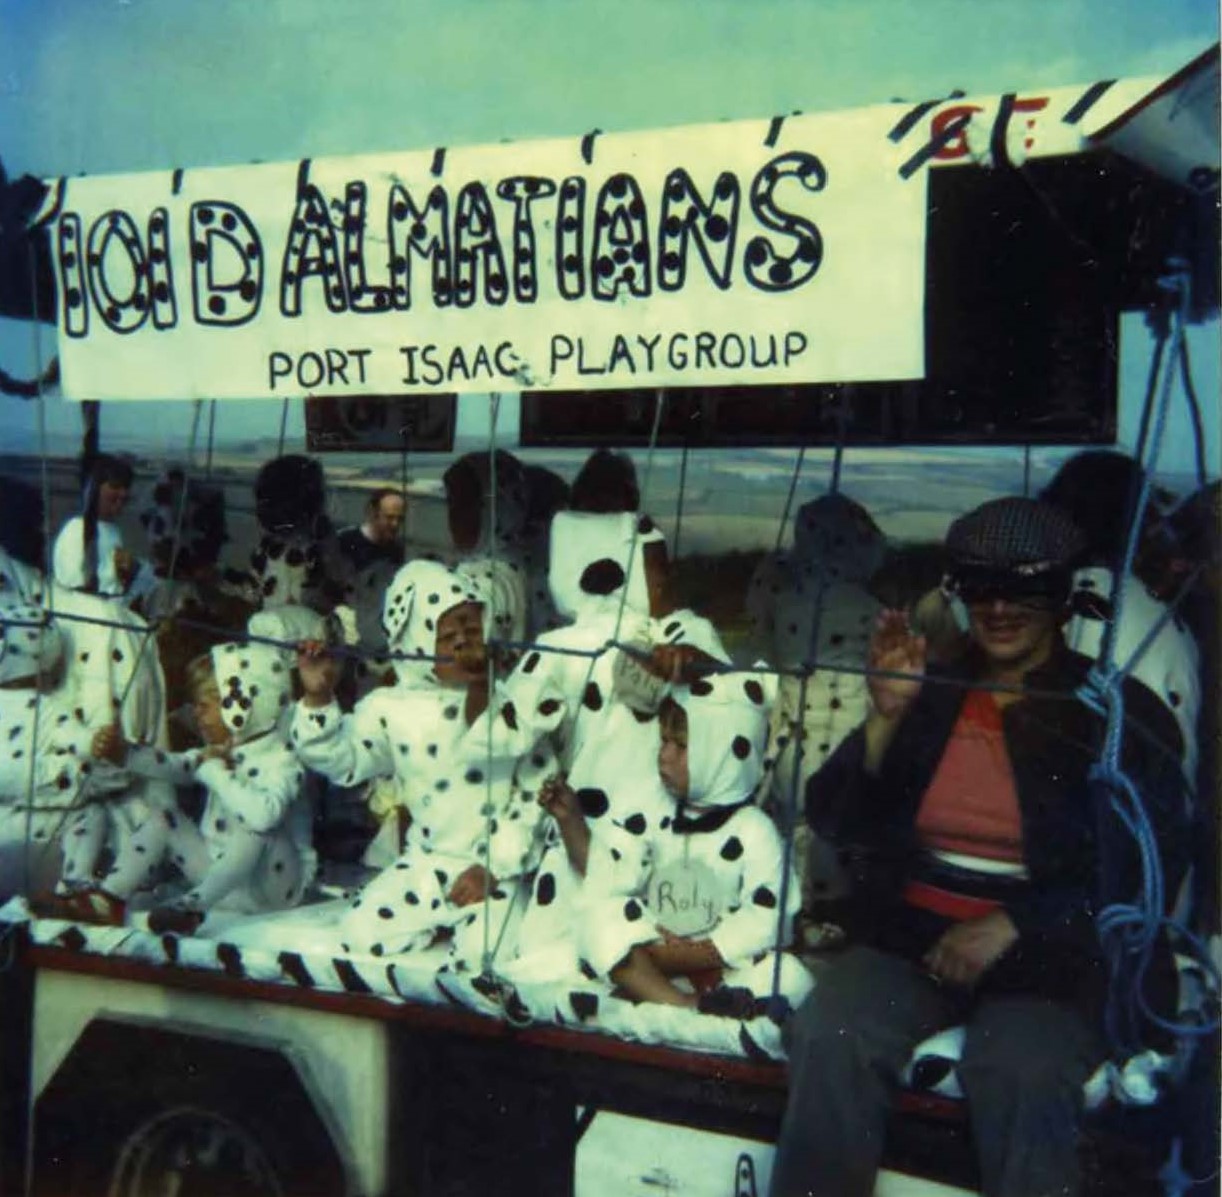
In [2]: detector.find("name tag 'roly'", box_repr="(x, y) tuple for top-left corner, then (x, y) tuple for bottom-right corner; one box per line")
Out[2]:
(647, 859), (726, 937)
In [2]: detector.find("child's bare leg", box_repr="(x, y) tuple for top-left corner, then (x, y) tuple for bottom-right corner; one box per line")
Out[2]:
(610, 944), (698, 1009)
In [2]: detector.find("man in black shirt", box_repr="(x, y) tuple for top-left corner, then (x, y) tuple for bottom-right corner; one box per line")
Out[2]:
(336, 488), (406, 576)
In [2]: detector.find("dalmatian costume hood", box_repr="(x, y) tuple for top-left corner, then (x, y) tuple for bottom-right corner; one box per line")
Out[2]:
(749, 493), (885, 664)
(210, 641), (292, 745)
(140, 469), (227, 579)
(381, 559), (485, 690)
(672, 669), (777, 811)
(548, 511), (662, 624)
(791, 493), (886, 587)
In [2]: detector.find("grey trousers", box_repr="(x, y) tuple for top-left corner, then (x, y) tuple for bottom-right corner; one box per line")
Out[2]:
(768, 946), (1106, 1197)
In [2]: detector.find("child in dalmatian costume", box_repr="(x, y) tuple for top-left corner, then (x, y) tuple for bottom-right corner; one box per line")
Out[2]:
(578, 673), (812, 1016)
(495, 511), (731, 988)
(30, 532), (174, 924)
(90, 641), (313, 936)
(291, 560), (561, 963)
(44, 517), (169, 753)
(747, 493), (886, 919)
(0, 604), (126, 901)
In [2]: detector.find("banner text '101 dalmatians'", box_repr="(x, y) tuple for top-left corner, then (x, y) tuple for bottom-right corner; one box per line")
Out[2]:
(48, 80), (1153, 400)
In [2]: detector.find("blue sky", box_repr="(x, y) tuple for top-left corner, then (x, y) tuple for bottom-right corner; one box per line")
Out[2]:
(0, 0), (1216, 470)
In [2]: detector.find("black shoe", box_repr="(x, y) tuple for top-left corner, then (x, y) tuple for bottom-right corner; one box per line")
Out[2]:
(147, 904), (204, 936)
(697, 985), (762, 1020)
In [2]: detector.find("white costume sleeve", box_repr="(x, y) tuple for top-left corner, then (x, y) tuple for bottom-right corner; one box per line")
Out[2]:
(195, 754), (302, 834)
(708, 812), (798, 969)
(125, 743), (205, 786)
(289, 698), (395, 788)
(472, 669), (568, 760)
(1, 694), (127, 806)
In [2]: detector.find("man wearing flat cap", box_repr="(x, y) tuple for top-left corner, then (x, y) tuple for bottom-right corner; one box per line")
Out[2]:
(770, 497), (1188, 1197)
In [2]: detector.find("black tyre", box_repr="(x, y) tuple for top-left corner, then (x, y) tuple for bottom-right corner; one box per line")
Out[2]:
(32, 1018), (347, 1197)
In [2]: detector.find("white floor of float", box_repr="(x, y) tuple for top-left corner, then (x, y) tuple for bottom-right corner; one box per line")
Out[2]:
(574, 1111), (976, 1197)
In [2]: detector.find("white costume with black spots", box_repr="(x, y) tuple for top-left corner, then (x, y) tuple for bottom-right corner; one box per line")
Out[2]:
(748, 494), (884, 906)
(45, 533), (173, 901)
(0, 548), (43, 606)
(580, 671), (810, 1006)
(0, 607), (125, 898)
(1066, 566), (1200, 780)
(455, 557), (528, 649)
(52, 515), (124, 596)
(115, 642), (312, 916)
(501, 513), (731, 985)
(290, 560), (560, 962)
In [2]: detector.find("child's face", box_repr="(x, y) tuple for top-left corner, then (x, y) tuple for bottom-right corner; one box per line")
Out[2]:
(433, 602), (487, 685)
(658, 723), (690, 799)
(193, 675), (231, 746)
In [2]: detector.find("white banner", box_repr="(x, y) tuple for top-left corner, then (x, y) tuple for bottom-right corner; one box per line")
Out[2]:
(48, 77), (1157, 401)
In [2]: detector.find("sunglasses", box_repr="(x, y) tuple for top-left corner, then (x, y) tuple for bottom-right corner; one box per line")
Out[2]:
(944, 567), (1069, 611)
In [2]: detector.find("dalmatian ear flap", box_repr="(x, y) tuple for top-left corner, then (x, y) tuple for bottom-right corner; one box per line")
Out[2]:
(381, 575), (417, 648)
(745, 664), (779, 711)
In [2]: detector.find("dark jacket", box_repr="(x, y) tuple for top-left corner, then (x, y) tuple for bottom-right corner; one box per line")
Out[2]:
(806, 641), (1187, 1018)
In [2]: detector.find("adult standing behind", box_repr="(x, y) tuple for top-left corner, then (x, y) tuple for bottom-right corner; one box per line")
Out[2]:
(52, 453), (152, 603)
(46, 454), (168, 749)
(769, 497), (1187, 1197)
(336, 488), (406, 577)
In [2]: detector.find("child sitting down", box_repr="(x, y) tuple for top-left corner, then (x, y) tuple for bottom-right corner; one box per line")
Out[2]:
(88, 641), (313, 935)
(291, 560), (560, 963)
(576, 673), (812, 1016)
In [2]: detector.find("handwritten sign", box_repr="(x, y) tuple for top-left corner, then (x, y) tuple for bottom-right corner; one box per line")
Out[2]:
(48, 77), (1157, 401)
(648, 858), (730, 937)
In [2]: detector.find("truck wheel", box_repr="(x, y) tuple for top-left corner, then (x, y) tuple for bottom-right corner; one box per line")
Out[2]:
(32, 1018), (346, 1197)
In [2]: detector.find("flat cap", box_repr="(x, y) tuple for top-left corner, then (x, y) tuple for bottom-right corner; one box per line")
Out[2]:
(946, 497), (1086, 575)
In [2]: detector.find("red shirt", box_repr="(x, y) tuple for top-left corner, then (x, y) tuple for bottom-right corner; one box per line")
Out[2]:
(914, 690), (1025, 865)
